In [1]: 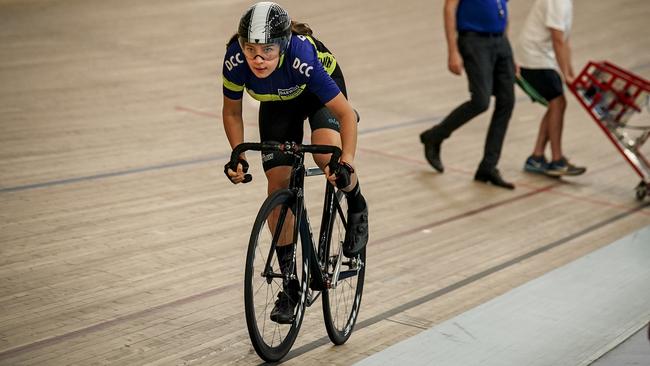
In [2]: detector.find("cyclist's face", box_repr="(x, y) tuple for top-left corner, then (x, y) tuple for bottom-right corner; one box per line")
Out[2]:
(242, 43), (281, 78)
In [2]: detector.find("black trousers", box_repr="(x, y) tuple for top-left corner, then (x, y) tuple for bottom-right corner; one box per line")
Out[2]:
(435, 33), (515, 171)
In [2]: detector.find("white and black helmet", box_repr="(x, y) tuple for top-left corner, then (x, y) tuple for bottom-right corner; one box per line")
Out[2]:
(238, 2), (292, 52)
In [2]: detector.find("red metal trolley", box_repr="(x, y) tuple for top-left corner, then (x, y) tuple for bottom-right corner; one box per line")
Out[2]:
(569, 61), (650, 200)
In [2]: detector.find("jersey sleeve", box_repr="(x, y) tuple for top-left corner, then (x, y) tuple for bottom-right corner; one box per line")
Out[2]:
(545, 0), (570, 32)
(307, 62), (341, 104)
(222, 43), (246, 100)
(290, 35), (341, 104)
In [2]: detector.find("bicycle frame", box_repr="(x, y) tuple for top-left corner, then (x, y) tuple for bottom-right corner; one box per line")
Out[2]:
(291, 153), (343, 295)
(230, 142), (351, 301)
(238, 142), (366, 361)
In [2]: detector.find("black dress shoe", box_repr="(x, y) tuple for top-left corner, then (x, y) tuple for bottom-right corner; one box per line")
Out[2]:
(474, 168), (515, 190)
(419, 130), (444, 172)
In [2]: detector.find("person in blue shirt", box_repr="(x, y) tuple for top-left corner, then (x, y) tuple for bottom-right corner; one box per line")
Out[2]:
(221, 2), (368, 324)
(420, 0), (516, 189)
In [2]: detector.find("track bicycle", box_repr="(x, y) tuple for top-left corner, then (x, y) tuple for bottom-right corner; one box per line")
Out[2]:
(228, 142), (366, 362)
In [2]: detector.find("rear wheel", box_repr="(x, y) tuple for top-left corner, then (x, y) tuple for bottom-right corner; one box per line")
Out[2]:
(244, 189), (308, 362)
(322, 191), (366, 345)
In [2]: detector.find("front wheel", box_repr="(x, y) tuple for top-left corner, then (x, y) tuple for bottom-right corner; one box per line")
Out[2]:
(322, 191), (366, 345)
(244, 189), (308, 362)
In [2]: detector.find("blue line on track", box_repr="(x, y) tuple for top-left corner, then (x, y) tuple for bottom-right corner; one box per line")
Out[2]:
(0, 155), (227, 193)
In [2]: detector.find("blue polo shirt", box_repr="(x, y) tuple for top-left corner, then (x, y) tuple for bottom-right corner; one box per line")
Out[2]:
(457, 0), (508, 33)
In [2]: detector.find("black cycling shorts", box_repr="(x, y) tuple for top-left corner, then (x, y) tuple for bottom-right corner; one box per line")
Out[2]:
(258, 65), (349, 171)
(519, 68), (564, 102)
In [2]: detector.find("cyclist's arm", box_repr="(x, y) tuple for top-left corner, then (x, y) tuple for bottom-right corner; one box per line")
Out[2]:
(222, 95), (249, 184)
(325, 92), (357, 164)
(223, 96), (245, 157)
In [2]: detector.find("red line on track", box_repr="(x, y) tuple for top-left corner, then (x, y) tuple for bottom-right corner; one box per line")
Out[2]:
(175, 105), (258, 127)
(174, 105), (220, 119)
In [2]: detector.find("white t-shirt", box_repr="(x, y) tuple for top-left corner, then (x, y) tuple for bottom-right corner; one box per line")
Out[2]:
(517, 0), (573, 70)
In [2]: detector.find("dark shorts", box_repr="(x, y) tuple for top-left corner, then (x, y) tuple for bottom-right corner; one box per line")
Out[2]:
(519, 68), (564, 102)
(258, 65), (348, 171)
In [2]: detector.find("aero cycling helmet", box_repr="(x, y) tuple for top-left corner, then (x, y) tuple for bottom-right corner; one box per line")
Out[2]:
(238, 2), (292, 52)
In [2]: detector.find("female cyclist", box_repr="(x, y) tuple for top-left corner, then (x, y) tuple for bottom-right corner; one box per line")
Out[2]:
(221, 2), (368, 323)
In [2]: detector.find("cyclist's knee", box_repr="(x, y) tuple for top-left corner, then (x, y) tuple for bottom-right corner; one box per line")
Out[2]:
(311, 128), (340, 169)
(312, 127), (340, 145)
(312, 154), (330, 171)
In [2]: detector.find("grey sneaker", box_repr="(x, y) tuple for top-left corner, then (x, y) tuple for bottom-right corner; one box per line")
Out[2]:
(546, 157), (586, 177)
(524, 155), (548, 174)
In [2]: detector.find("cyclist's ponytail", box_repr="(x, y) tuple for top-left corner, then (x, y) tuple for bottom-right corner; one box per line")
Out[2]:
(291, 21), (313, 36)
(226, 33), (238, 48)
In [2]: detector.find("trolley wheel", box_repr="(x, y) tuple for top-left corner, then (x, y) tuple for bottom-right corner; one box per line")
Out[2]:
(634, 181), (648, 201)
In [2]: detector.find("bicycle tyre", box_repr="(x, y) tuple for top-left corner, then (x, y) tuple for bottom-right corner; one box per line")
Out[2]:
(244, 189), (309, 362)
(322, 191), (366, 345)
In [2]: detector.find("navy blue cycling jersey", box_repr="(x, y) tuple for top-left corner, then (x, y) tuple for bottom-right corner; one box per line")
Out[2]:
(222, 34), (340, 104)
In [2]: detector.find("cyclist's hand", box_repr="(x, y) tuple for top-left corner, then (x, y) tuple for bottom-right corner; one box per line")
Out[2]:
(326, 160), (354, 189)
(224, 158), (251, 184)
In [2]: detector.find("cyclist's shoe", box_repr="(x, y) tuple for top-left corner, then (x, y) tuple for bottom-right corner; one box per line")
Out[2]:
(270, 286), (299, 324)
(545, 157), (586, 177)
(343, 206), (368, 257)
(419, 129), (444, 172)
(523, 155), (548, 174)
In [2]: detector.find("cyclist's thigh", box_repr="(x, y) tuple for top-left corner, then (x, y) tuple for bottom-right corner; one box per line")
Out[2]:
(310, 106), (341, 133)
(309, 108), (341, 169)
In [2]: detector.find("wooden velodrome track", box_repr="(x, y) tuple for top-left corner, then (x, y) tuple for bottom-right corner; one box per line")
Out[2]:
(1, 0), (649, 364)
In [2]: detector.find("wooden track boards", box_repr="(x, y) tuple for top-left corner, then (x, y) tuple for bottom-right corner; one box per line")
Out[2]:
(1, 0), (649, 364)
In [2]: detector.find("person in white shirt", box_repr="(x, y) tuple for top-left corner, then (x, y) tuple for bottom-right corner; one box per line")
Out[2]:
(518, 0), (586, 176)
